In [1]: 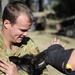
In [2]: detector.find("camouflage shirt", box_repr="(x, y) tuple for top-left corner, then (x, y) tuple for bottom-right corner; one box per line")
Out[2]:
(0, 34), (48, 75)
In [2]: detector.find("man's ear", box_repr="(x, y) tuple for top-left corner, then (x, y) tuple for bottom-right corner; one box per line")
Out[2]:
(3, 20), (11, 29)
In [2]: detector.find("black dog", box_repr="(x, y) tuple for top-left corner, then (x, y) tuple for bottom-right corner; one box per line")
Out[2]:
(9, 50), (48, 75)
(9, 44), (74, 75)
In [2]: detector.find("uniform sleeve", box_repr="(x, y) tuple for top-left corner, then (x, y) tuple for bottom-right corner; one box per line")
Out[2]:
(27, 39), (49, 75)
(0, 48), (8, 75)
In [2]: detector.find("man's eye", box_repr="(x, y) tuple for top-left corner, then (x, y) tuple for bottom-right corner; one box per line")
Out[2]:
(20, 29), (27, 32)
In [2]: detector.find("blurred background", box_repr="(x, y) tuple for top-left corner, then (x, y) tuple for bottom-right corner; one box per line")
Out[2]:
(0, 0), (75, 75)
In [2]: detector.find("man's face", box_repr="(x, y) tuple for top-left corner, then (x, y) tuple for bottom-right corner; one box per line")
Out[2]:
(8, 14), (32, 43)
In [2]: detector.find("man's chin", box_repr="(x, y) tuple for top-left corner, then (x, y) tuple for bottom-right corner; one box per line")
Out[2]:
(15, 38), (23, 43)
(16, 40), (22, 43)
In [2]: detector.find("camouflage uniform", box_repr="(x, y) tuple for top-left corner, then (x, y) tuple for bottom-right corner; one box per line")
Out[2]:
(0, 34), (48, 75)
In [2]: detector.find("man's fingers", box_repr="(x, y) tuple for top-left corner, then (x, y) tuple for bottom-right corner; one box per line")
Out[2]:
(51, 38), (60, 44)
(51, 37), (56, 44)
(0, 58), (9, 73)
(62, 44), (65, 47)
(56, 39), (60, 44)
(49, 37), (66, 48)
(0, 58), (9, 67)
(0, 66), (7, 73)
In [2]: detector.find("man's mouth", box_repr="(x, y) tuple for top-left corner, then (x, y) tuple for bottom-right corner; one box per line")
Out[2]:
(19, 36), (24, 40)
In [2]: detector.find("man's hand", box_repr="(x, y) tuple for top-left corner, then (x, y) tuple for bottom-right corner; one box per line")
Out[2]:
(50, 37), (65, 47)
(0, 58), (20, 75)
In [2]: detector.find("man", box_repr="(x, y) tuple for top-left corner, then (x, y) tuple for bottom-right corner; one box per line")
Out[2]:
(0, 1), (48, 75)
(1, 1), (75, 75)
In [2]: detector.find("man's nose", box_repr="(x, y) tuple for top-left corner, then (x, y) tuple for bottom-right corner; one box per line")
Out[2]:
(23, 31), (28, 36)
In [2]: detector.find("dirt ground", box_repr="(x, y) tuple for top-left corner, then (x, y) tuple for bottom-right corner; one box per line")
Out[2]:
(28, 28), (75, 75)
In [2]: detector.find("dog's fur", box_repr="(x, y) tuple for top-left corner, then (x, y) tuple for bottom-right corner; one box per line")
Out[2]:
(9, 50), (48, 75)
